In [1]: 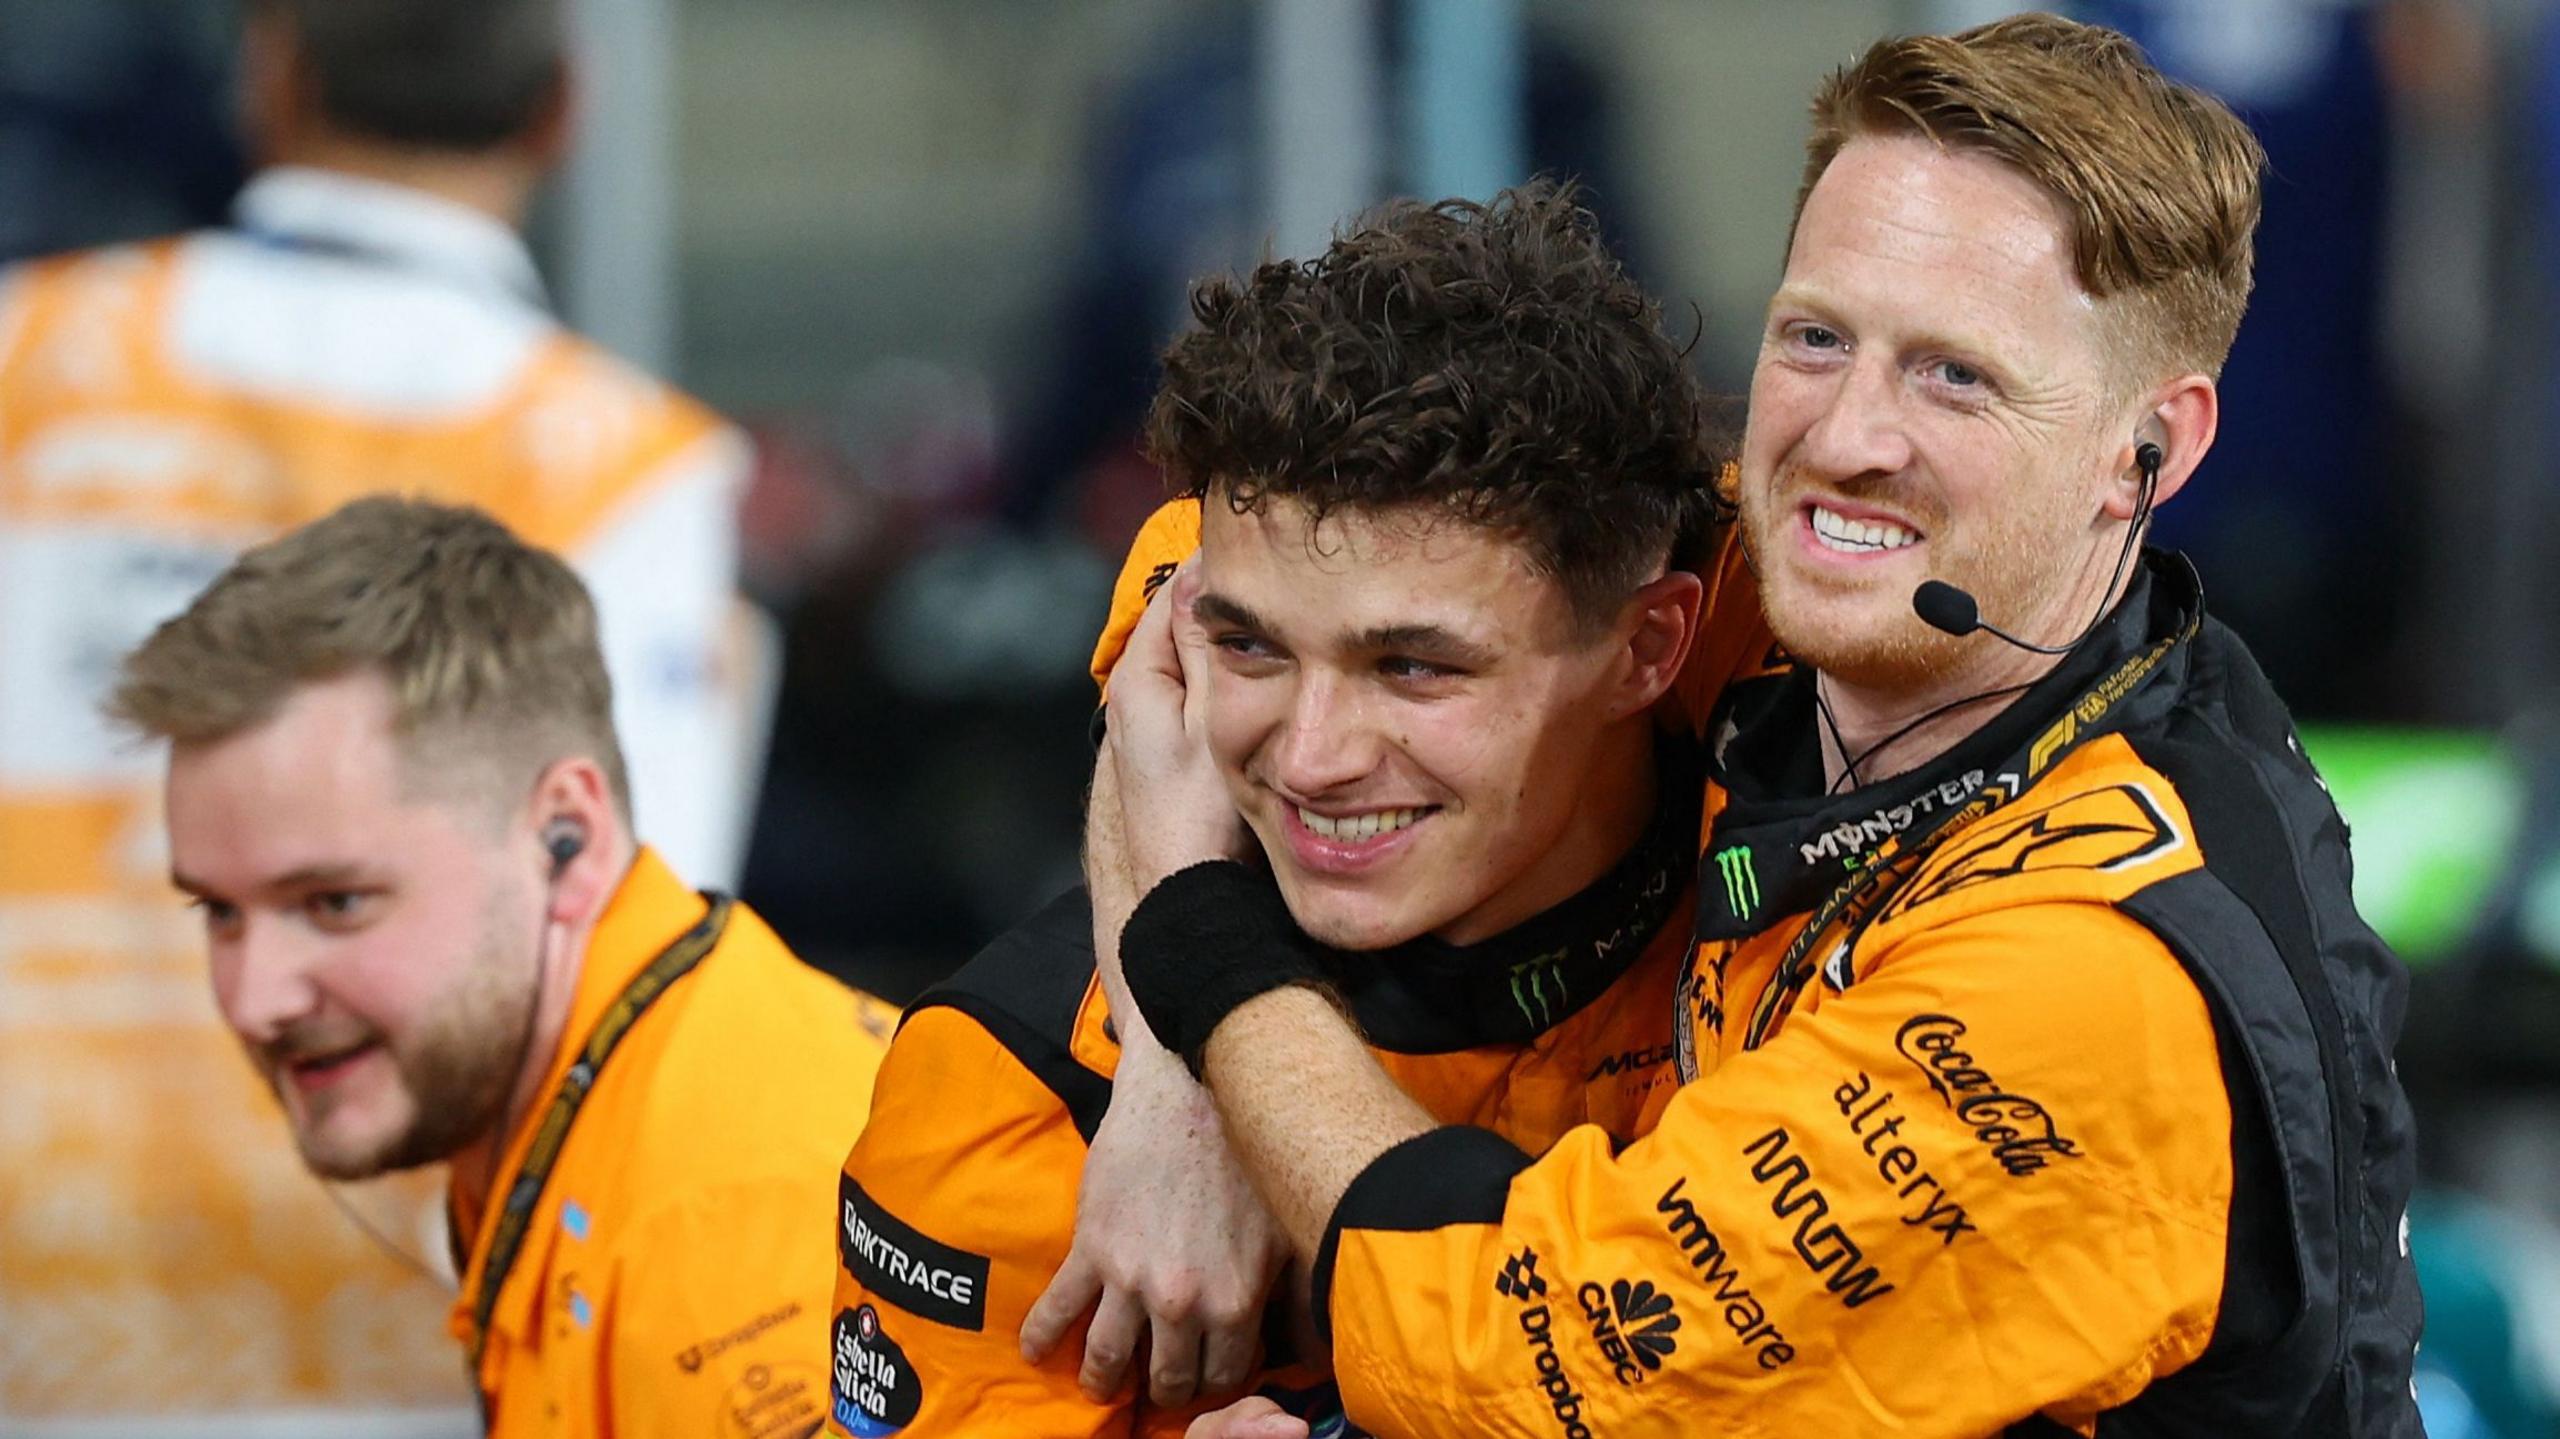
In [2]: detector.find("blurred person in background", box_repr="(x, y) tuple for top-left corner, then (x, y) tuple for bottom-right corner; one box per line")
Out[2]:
(0, 0), (756, 1422)
(110, 497), (892, 1438)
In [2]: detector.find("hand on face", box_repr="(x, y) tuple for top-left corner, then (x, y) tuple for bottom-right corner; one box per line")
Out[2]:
(1104, 563), (1256, 888)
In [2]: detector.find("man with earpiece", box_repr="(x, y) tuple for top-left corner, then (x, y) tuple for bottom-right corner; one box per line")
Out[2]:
(0, 1), (763, 1417)
(1109, 15), (2424, 1437)
(108, 496), (895, 1439)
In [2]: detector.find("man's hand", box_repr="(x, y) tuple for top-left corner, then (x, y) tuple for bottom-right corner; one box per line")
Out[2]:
(1019, 1038), (1291, 1406)
(1028, 567), (1286, 1406)
(1185, 1397), (1311, 1439)
(1104, 564), (1250, 884)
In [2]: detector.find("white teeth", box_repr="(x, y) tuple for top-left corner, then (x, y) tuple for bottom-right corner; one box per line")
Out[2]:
(1298, 806), (1425, 841)
(1810, 504), (1919, 553)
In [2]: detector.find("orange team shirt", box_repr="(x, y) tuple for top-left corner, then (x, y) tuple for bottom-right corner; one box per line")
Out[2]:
(453, 846), (896, 1438)
(0, 169), (752, 1420)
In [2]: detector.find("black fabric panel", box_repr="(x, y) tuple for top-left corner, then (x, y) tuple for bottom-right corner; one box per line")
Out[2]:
(1313, 1125), (1532, 1347)
(2118, 837), (2341, 1434)
(908, 886), (1115, 1144)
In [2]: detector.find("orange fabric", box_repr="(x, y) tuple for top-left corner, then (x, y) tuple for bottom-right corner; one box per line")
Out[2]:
(1324, 736), (2235, 1436)
(0, 241), (723, 542)
(1089, 498), (1202, 696)
(826, 923), (1691, 1437)
(447, 848), (893, 1438)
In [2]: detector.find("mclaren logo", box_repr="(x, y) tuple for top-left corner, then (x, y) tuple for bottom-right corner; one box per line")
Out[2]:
(1884, 782), (2184, 921)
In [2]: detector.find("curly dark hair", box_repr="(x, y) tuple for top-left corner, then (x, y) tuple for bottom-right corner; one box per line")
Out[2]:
(1142, 180), (1725, 629)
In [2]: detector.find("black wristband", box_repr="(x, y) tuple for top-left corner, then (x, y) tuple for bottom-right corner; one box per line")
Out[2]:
(1119, 860), (1326, 1078)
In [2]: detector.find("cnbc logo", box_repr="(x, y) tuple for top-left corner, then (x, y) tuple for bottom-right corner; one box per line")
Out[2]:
(1714, 846), (1758, 921)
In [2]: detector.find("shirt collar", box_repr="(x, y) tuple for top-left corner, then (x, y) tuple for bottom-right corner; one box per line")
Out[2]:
(1696, 551), (2203, 938)
(232, 165), (548, 309)
(448, 846), (710, 1359)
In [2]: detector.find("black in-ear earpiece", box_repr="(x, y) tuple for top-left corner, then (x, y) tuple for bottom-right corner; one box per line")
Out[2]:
(543, 820), (587, 880)
(2135, 441), (2164, 477)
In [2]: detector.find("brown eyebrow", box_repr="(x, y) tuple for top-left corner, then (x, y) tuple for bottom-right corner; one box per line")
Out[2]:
(1352, 623), (1499, 669)
(1193, 592), (1269, 634)
(1199, 589), (1496, 669)
(171, 863), (371, 899)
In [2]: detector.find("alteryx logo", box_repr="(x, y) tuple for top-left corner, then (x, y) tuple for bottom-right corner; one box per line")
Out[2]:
(1714, 846), (1758, 920)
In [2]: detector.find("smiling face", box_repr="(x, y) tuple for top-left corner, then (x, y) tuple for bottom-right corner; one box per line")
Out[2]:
(1194, 499), (1652, 951)
(166, 671), (541, 1181)
(1740, 135), (2137, 688)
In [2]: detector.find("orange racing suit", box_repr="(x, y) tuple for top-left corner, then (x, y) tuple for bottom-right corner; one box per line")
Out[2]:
(1311, 553), (2424, 1436)
(822, 501), (1771, 1436)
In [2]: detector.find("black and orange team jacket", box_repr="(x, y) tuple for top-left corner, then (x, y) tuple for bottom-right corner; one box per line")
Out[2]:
(1312, 552), (2425, 1437)
(450, 847), (897, 1438)
(820, 503), (1772, 1436)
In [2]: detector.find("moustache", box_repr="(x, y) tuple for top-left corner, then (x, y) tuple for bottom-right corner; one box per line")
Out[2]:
(257, 1021), (382, 1072)
(1755, 462), (1942, 522)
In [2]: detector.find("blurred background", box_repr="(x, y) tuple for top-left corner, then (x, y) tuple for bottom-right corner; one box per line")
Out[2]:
(2, 0), (2558, 1434)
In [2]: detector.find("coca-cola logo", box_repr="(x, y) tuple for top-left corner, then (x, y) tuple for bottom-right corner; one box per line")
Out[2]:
(1893, 1014), (2083, 1177)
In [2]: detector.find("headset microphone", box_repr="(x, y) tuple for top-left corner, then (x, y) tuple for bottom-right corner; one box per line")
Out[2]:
(1910, 441), (2163, 658)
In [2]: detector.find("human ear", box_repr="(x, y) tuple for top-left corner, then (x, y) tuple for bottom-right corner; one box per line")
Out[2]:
(524, 757), (619, 924)
(2109, 376), (2217, 522)
(1607, 570), (1706, 719)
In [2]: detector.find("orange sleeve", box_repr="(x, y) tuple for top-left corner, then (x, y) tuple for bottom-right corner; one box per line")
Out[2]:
(823, 1005), (1130, 1438)
(1090, 499), (1202, 696)
(1316, 903), (2232, 1436)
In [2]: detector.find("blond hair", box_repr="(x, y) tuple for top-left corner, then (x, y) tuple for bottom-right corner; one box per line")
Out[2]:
(110, 496), (630, 820)
(1796, 12), (2265, 384)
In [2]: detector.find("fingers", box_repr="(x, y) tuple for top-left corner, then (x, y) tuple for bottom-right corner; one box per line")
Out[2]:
(1019, 1247), (1104, 1364)
(1198, 1303), (1260, 1401)
(1078, 1285), (1147, 1403)
(1122, 567), (1186, 688)
(1168, 578), (1217, 725)
(1146, 1300), (1206, 1408)
(1184, 1398), (1307, 1439)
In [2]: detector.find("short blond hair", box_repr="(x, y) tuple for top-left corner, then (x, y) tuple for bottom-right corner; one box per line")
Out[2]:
(110, 496), (630, 820)
(1796, 12), (2265, 385)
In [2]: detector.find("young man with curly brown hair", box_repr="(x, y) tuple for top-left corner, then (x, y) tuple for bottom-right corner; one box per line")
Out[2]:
(820, 182), (1773, 1437)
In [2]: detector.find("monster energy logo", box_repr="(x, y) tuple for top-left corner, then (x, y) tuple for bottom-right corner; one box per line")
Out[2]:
(1715, 846), (1759, 920)
(1509, 956), (1567, 1028)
